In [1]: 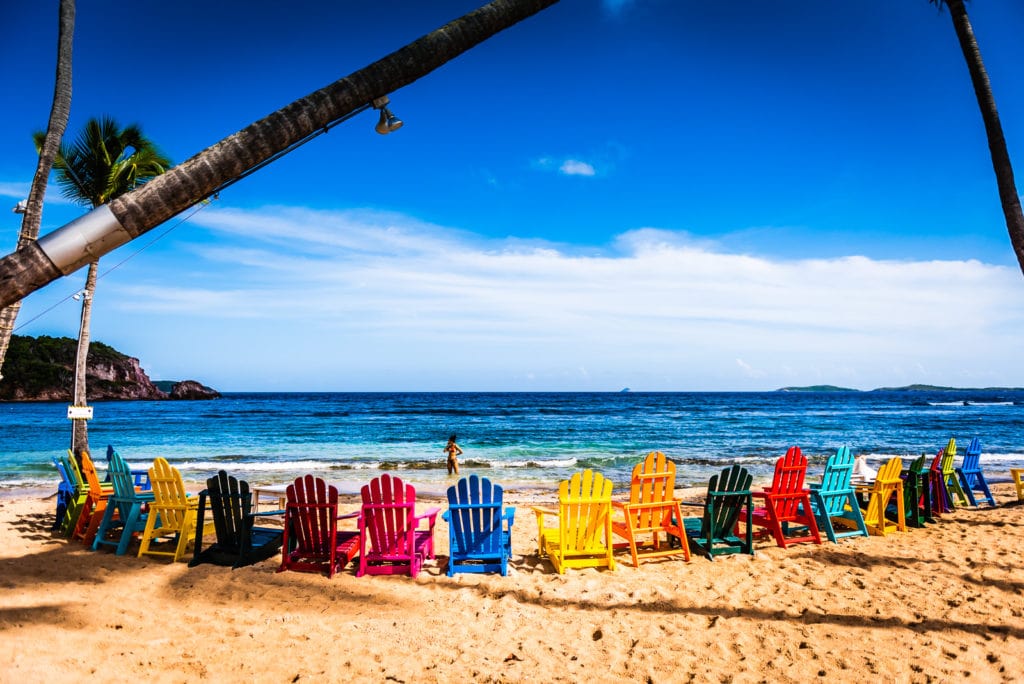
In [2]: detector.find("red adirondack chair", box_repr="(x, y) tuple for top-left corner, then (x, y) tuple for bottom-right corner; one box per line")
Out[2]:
(357, 473), (440, 578)
(278, 475), (360, 578)
(737, 446), (822, 548)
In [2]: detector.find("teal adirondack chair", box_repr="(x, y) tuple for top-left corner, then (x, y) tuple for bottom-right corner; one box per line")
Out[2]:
(443, 474), (515, 576)
(92, 451), (154, 555)
(808, 447), (868, 543)
(956, 438), (996, 507)
(672, 464), (754, 560)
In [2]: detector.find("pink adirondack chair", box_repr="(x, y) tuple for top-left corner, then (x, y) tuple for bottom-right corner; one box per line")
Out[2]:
(278, 475), (360, 578)
(356, 473), (440, 577)
(737, 446), (822, 548)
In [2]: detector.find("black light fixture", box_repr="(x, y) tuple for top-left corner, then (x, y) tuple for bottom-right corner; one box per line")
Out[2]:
(372, 95), (404, 135)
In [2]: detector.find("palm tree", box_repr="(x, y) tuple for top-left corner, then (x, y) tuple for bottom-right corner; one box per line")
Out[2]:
(0, 0), (562, 307)
(42, 117), (171, 456)
(929, 0), (1024, 275)
(0, 0), (75, 380)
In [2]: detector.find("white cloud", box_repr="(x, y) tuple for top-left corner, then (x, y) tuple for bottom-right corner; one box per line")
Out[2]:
(102, 205), (1024, 391)
(559, 159), (596, 177)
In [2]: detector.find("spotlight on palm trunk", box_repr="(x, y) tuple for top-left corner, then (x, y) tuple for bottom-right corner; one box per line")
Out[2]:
(372, 95), (404, 134)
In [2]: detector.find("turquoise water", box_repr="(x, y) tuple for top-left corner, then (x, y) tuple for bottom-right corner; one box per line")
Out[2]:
(2, 391), (1022, 496)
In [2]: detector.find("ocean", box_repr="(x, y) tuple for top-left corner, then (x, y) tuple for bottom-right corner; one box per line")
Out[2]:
(2, 391), (1022, 496)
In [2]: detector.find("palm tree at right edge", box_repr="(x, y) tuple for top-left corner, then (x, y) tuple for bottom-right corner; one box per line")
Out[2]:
(39, 117), (171, 457)
(931, 0), (1024, 275)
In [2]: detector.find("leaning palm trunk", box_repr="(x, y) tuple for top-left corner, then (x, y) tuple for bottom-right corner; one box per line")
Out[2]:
(0, 0), (74, 376)
(70, 259), (97, 456)
(943, 0), (1024, 275)
(0, 0), (560, 308)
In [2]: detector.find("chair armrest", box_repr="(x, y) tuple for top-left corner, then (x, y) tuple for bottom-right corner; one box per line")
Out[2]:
(252, 509), (285, 518)
(415, 507), (442, 528)
(678, 501), (704, 508)
(336, 511), (359, 521)
(808, 483), (822, 490)
(442, 510), (450, 522)
(505, 507), (515, 527)
(531, 506), (558, 520)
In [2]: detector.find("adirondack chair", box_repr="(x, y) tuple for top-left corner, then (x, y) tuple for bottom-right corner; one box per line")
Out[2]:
(956, 438), (996, 507)
(357, 473), (440, 577)
(279, 475), (361, 578)
(895, 455), (932, 528)
(92, 451), (155, 555)
(939, 438), (969, 507)
(51, 457), (73, 532)
(190, 471), (284, 569)
(138, 458), (213, 562)
(808, 447), (868, 543)
(611, 451), (689, 566)
(443, 474), (515, 576)
(105, 445), (151, 490)
(532, 469), (616, 573)
(736, 446), (822, 548)
(71, 450), (115, 544)
(57, 453), (89, 537)
(671, 464), (754, 560)
(928, 451), (953, 515)
(860, 456), (906, 536)
(1012, 468), (1024, 503)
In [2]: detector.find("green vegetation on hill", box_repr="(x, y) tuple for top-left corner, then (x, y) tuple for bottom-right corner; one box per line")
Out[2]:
(1, 335), (127, 398)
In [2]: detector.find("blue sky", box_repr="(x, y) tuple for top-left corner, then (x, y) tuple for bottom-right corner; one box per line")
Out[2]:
(1, 0), (1024, 391)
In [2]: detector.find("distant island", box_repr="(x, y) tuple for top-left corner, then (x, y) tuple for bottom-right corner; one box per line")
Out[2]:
(0, 335), (219, 402)
(779, 384), (1024, 392)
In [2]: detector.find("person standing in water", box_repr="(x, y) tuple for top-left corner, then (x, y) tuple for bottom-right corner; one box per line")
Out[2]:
(444, 434), (463, 475)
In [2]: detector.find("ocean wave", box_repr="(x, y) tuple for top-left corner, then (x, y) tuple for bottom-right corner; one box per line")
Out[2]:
(176, 460), (327, 472)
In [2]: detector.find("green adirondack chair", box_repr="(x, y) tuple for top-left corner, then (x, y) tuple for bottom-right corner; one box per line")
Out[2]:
(894, 454), (931, 528)
(57, 452), (89, 537)
(672, 464), (754, 560)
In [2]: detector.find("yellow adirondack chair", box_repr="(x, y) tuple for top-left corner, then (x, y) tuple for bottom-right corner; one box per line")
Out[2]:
(138, 458), (213, 562)
(532, 469), (615, 573)
(611, 451), (689, 566)
(860, 456), (906, 536)
(939, 438), (969, 506)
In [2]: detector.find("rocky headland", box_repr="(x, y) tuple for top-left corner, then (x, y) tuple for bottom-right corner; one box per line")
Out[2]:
(0, 335), (219, 402)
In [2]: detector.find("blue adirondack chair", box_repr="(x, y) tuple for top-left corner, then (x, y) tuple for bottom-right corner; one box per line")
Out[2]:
(52, 457), (74, 532)
(956, 438), (996, 507)
(92, 451), (155, 555)
(808, 447), (868, 543)
(443, 474), (515, 576)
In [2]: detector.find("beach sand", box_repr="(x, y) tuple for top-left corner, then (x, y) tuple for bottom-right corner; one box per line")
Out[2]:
(1, 482), (1021, 683)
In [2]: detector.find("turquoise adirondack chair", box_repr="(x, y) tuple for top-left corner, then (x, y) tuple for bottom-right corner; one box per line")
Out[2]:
(956, 438), (996, 507)
(808, 447), (868, 543)
(443, 474), (515, 576)
(92, 451), (154, 555)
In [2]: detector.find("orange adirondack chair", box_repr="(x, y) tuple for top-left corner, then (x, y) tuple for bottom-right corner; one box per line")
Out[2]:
(279, 475), (360, 578)
(70, 450), (114, 545)
(737, 446), (822, 548)
(611, 451), (689, 566)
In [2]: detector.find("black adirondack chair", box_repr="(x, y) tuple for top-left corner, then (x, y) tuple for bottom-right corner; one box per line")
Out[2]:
(190, 470), (283, 569)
